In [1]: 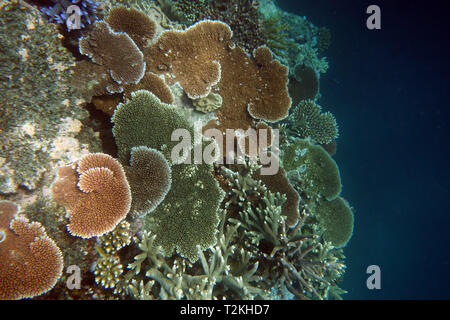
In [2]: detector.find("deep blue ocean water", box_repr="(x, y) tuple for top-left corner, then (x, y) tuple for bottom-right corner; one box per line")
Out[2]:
(279, 0), (450, 299)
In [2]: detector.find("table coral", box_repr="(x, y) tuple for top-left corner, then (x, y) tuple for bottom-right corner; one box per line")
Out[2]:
(112, 90), (224, 262)
(79, 21), (146, 93)
(315, 197), (354, 248)
(51, 153), (131, 238)
(106, 6), (156, 50)
(281, 138), (341, 201)
(0, 200), (63, 300)
(125, 146), (172, 217)
(287, 100), (339, 145)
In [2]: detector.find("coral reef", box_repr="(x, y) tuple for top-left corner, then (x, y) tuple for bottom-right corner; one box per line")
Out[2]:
(123, 71), (174, 105)
(112, 90), (224, 262)
(281, 138), (341, 201)
(288, 64), (320, 105)
(220, 161), (347, 299)
(79, 21), (146, 93)
(51, 153), (131, 238)
(125, 146), (172, 217)
(315, 197), (354, 248)
(0, 200), (63, 300)
(0, 0), (100, 193)
(287, 100), (339, 145)
(192, 92), (223, 114)
(106, 6), (156, 50)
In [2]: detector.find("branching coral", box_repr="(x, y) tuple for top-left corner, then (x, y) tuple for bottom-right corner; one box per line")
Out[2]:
(79, 21), (146, 93)
(125, 146), (172, 217)
(51, 153), (131, 238)
(287, 100), (339, 145)
(0, 200), (63, 300)
(219, 163), (346, 299)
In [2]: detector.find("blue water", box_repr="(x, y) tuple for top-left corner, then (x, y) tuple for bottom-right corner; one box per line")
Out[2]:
(279, 0), (450, 299)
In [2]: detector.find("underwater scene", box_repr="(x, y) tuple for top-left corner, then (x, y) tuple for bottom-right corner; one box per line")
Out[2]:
(0, 0), (449, 301)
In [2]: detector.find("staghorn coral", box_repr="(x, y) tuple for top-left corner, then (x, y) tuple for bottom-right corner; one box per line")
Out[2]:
(51, 153), (131, 238)
(281, 138), (341, 201)
(106, 6), (156, 50)
(0, 200), (63, 300)
(0, 0), (99, 193)
(125, 146), (172, 217)
(126, 210), (265, 300)
(220, 163), (346, 299)
(288, 100), (339, 145)
(112, 90), (225, 262)
(315, 197), (354, 248)
(254, 165), (301, 227)
(79, 21), (146, 93)
(288, 64), (320, 105)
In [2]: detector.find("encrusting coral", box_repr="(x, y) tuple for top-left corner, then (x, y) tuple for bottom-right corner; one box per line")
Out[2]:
(0, 0), (99, 193)
(79, 21), (146, 93)
(0, 200), (63, 300)
(125, 146), (172, 217)
(192, 92), (223, 114)
(51, 153), (131, 238)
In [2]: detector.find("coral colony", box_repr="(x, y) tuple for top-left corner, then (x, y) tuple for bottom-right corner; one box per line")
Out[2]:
(0, 0), (353, 300)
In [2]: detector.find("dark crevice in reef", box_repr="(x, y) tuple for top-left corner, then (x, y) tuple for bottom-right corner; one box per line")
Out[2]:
(83, 103), (118, 158)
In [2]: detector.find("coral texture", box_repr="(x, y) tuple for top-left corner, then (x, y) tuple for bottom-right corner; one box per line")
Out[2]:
(79, 21), (146, 93)
(315, 197), (354, 248)
(288, 100), (339, 145)
(0, 1), (98, 193)
(0, 200), (63, 300)
(288, 64), (319, 104)
(146, 20), (291, 131)
(106, 6), (156, 50)
(51, 153), (131, 238)
(123, 71), (174, 104)
(112, 90), (224, 262)
(125, 146), (172, 216)
(282, 138), (341, 201)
